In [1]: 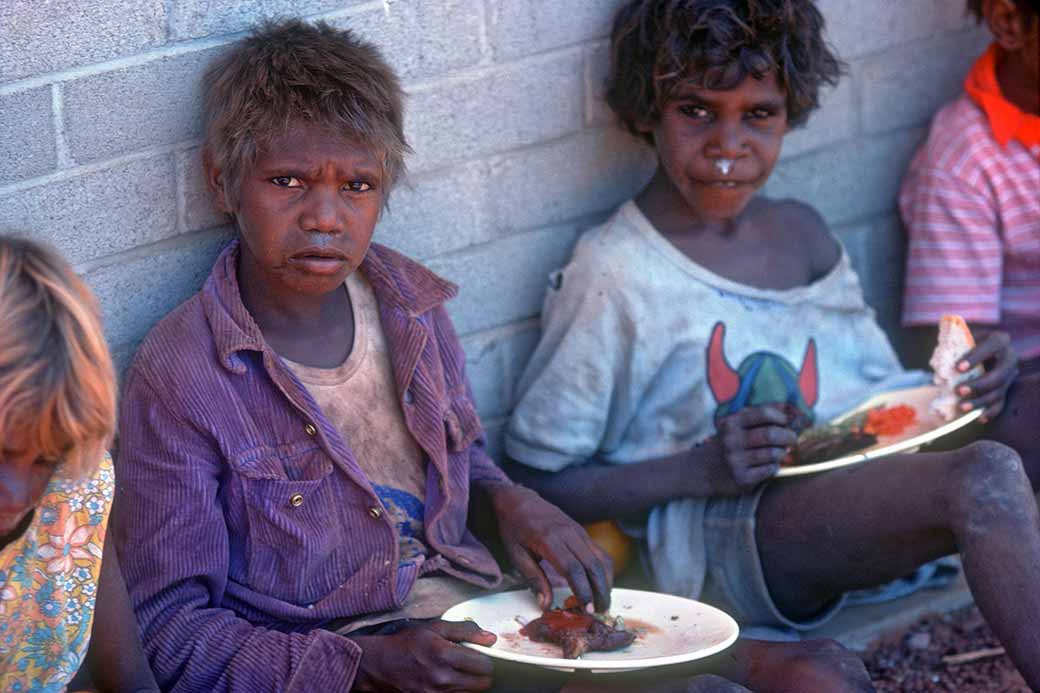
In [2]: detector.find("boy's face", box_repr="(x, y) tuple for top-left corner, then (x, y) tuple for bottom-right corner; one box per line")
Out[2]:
(214, 121), (384, 300)
(649, 72), (788, 221)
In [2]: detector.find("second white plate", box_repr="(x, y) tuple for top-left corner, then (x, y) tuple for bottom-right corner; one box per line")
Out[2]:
(776, 384), (983, 477)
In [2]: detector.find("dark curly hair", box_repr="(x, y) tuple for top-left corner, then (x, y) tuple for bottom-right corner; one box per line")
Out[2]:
(967, 0), (1039, 21)
(203, 19), (409, 209)
(606, 0), (844, 144)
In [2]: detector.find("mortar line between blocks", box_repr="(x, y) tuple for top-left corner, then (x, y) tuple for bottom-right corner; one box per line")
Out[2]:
(74, 225), (231, 276)
(50, 85), (75, 169)
(405, 43), (584, 93)
(477, 0), (494, 63)
(310, 1), (386, 24)
(174, 152), (187, 235)
(161, 0), (175, 41)
(0, 35), (233, 96)
(0, 140), (198, 197)
(0, 1), (388, 97)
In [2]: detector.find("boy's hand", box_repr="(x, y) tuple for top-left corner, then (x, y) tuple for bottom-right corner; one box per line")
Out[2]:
(708, 405), (796, 494)
(955, 329), (1019, 423)
(351, 620), (496, 692)
(485, 484), (613, 612)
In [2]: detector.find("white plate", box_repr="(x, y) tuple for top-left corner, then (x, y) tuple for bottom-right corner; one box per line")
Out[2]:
(775, 384), (983, 478)
(440, 587), (739, 673)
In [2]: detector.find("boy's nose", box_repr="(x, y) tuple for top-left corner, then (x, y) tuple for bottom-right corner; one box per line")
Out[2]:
(299, 188), (345, 234)
(708, 120), (747, 159)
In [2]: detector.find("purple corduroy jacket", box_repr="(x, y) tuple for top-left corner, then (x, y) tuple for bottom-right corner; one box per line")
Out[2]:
(113, 240), (510, 692)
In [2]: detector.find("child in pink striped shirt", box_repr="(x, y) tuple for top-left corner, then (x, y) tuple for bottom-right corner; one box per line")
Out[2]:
(901, 0), (1040, 365)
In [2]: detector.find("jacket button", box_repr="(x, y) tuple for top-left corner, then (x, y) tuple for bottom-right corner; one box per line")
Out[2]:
(368, 506), (382, 519)
(304, 423), (317, 436)
(289, 493), (304, 508)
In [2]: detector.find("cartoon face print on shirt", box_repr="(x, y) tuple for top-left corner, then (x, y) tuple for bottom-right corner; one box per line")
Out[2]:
(371, 484), (427, 565)
(706, 321), (820, 426)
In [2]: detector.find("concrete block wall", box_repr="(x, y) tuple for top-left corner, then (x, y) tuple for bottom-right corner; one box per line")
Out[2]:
(0, 0), (988, 459)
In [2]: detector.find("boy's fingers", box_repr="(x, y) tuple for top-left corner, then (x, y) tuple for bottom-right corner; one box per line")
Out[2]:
(959, 362), (1018, 400)
(734, 405), (790, 428)
(732, 448), (787, 468)
(427, 620), (497, 647)
(958, 332), (1010, 371)
(738, 462), (779, 487)
(548, 543), (595, 609)
(982, 401), (1005, 423)
(744, 426), (798, 449)
(440, 674), (493, 691)
(963, 384), (1010, 418)
(567, 533), (613, 612)
(438, 643), (496, 676)
(509, 548), (553, 609)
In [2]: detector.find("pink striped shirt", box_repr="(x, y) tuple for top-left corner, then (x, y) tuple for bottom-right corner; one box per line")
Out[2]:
(901, 95), (1040, 359)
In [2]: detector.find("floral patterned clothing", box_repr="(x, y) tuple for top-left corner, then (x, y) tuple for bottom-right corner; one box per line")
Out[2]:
(0, 454), (114, 692)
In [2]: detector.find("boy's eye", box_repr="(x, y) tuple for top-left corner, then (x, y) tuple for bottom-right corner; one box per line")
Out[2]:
(271, 176), (302, 188)
(679, 105), (711, 120)
(747, 108), (776, 120)
(344, 181), (372, 193)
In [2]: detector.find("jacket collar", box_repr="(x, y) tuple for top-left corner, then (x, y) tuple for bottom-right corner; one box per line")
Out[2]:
(965, 43), (1040, 148)
(202, 240), (458, 373)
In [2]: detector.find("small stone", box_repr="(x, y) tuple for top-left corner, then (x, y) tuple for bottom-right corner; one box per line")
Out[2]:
(907, 632), (931, 650)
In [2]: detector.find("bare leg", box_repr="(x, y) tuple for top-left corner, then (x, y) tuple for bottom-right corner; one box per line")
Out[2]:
(985, 371), (1040, 486)
(757, 440), (1040, 686)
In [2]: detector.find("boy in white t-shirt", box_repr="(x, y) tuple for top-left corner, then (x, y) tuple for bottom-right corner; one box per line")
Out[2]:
(506, 0), (1040, 685)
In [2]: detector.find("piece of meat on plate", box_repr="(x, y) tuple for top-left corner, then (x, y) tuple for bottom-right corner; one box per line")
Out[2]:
(520, 596), (636, 659)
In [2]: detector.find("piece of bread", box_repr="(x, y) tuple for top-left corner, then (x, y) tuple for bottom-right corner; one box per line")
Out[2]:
(929, 315), (978, 420)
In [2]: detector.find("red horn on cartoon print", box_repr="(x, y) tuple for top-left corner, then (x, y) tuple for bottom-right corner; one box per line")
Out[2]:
(707, 322), (740, 404)
(798, 338), (819, 409)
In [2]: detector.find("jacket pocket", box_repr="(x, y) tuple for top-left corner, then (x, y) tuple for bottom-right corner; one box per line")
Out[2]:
(233, 445), (348, 605)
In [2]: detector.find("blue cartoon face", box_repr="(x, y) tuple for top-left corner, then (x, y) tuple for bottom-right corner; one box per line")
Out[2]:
(372, 484), (427, 565)
(706, 322), (819, 425)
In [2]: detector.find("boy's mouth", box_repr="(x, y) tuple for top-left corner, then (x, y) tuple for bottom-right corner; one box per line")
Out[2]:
(697, 179), (750, 189)
(289, 247), (350, 274)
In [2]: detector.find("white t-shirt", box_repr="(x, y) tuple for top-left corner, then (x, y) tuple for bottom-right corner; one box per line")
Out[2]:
(506, 200), (925, 598)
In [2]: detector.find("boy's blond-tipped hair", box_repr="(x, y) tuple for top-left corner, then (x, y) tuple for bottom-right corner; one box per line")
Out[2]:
(0, 236), (115, 476)
(202, 19), (410, 210)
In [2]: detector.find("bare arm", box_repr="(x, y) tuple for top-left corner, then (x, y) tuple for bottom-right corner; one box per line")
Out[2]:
(68, 539), (159, 693)
(504, 452), (703, 524)
(504, 405), (798, 524)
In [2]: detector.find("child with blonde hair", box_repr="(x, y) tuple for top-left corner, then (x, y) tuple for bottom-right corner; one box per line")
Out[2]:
(0, 236), (156, 691)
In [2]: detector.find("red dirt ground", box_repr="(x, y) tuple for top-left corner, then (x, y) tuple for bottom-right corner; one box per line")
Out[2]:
(863, 605), (1028, 692)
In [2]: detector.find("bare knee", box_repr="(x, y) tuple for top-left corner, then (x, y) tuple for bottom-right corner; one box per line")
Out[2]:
(946, 441), (1036, 535)
(754, 639), (873, 693)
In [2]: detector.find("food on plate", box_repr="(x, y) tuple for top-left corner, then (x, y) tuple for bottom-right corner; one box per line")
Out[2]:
(862, 404), (918, 436)
(783, 424), (877, 466)
(929, 315), (980, 421)
(782, 403), (918, 466)
(519, 596), (636, 659)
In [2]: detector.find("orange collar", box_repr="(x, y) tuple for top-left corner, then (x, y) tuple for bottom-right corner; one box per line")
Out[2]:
(964, 43), (1040, 148)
